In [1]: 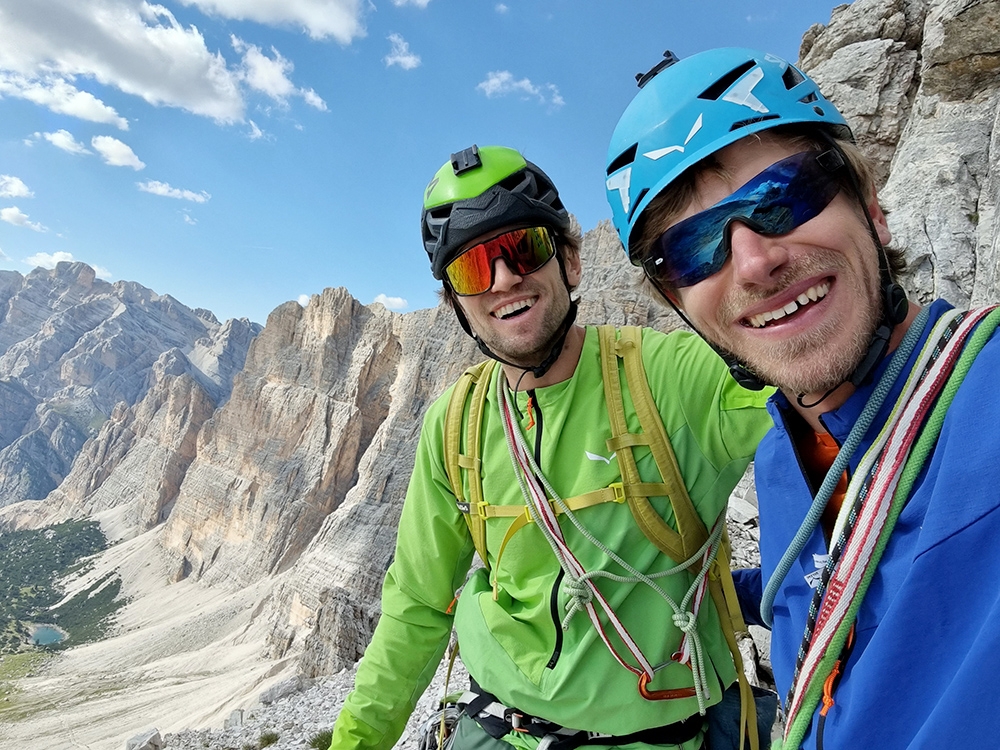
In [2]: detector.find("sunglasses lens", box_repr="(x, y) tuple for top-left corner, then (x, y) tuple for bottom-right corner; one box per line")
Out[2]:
(647, 151), (842, 288)
(445, 227), (556, 295)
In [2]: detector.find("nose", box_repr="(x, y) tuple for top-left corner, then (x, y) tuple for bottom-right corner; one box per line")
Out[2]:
(727, 221), (790, 286)
(490, 258), (523, 292)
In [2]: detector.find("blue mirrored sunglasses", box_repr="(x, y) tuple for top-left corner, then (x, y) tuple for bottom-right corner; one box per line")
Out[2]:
(642, 149), (845, 289)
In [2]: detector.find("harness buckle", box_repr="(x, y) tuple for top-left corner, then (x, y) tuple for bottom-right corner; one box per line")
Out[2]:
(504, 708), (529, 732)
(609, 482), (626, 503)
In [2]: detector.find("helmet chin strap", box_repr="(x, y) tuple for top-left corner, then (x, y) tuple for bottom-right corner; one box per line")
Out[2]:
(653, 294), (767, 391)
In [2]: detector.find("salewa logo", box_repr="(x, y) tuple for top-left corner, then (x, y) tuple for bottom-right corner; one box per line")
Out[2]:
(804, 553), (830, 588)
(643, 114), (703, 161)
(606, 168), (631, 215)
(585, 450), (617, 465)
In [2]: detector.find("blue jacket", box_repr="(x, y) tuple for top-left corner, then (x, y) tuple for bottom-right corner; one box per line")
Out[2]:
(754, 299), (1000, 749)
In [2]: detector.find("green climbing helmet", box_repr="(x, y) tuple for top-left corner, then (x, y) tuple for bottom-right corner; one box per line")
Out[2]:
(421, 144), (570, 280)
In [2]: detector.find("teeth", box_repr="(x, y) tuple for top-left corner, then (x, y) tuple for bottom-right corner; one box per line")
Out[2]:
(747, 282), (830, 328)
(494, 299), (535, 319)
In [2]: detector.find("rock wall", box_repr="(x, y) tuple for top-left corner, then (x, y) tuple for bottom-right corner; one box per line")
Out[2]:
(159, 288), (408, 589)
(0, 262), (260, 507)
(801, 0), (1000, 309)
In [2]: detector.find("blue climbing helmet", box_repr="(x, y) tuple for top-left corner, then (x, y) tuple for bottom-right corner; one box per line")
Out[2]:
(605, 47), (852, 262)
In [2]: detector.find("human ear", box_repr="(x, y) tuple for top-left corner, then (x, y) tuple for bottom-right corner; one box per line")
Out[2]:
(867, 190), (892, 247)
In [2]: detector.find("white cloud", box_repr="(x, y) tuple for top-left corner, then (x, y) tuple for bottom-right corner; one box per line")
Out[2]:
(0, 72), (130, 129)
(477, 71), (564, 109)
(0, 247), (9, 261)
(373, 293), (407, 311)
(495, 3), (509, 12)
(248, 120), (265, 140)
(384, 33), (420, 70)
(180, 0), (366, 43)
(26, 251), (74, 268)
(0, 0), (245, 124)
(182, 212), (197, 225)
(232, 36), (328, 110)
(93, 264), (113, 279)
(43, 129), (91, 155)
(137, 180), (211, 203)
(1, 206), (47, 232)
(0, 175), (33, 198)
(91, 136), (145, 169)
(301, 88), (327, 111)
(392, 0), (431, 7)
(298, 294), (310, 307)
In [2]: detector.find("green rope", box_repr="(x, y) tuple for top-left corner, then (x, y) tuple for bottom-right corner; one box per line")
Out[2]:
(783, 307), (1000, 749)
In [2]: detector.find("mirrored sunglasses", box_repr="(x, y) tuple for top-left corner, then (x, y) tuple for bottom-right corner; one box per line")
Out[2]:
(445, 226), (557, 296)
(643, 149), (845, 289)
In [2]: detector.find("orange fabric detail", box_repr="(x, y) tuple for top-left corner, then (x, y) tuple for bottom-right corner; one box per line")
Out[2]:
(796, 429), (848, 540)
(525, 395), (535, 431)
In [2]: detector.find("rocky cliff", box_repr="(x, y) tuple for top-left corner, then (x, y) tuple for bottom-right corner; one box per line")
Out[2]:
(1, 0), (998, 748)
(0, 261), (260, 510)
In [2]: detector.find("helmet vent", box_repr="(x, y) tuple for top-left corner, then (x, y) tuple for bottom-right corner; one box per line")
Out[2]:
(730, 114), (780, 131)
(499, 170), (533, 194)
(628, 188), (648, 220)
(698, 61), (757, 101)
(607, 144), (638, 176)
(782, 65), (806, 90)
(813, 106), (825, 116)
(798, 91), (819, 104)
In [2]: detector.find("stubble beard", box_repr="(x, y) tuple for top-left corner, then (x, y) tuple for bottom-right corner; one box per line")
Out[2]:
(477, 289), (572, 369)
(714, 248), (883, 395)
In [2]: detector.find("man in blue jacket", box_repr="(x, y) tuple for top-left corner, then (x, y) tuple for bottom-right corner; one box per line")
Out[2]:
(604, 47), (1000, 749)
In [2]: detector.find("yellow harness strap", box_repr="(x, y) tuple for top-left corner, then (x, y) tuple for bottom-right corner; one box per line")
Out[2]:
(598, 325), (709, 562)
(598, 325), (759, 750)
(443, 359), (496, 570)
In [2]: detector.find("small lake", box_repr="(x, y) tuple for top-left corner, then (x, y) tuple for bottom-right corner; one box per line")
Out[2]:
(30, 625), (67, 646)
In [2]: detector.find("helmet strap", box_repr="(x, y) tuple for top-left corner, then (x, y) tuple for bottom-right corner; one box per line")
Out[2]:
(654, 289), (769, 391)
(818, 134), (908, 396)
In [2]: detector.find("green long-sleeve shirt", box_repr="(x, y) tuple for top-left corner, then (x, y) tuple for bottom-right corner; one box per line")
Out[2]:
(331, 327), (773, 749)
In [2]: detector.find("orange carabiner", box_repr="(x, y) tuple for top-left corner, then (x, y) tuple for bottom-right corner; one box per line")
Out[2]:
(638, 671), (697, 701)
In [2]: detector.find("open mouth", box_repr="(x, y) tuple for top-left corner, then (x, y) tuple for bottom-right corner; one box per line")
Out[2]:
(493, 298), (536, 320)
(745, 281), (830, 329)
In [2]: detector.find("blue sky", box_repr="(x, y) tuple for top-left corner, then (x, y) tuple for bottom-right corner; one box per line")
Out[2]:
(0, 0), (846, 326)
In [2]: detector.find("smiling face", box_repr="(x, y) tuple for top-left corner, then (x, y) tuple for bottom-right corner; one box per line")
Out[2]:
(669, 137), (890, 400)
(453, 226), (582, 369)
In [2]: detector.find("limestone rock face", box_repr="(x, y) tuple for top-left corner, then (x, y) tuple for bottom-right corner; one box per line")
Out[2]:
(264, 302), (481, 675)
(0, 261), (260, 506)
(798, 0), (1000, 310)
(159, 288), (414, 589)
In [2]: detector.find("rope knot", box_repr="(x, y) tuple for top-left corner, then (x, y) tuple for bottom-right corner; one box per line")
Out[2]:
(562, 577), (593, 607)
(672, 611), (696, 634)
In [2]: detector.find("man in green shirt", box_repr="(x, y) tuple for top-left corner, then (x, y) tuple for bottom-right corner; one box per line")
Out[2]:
(329, 144), (772, 750)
